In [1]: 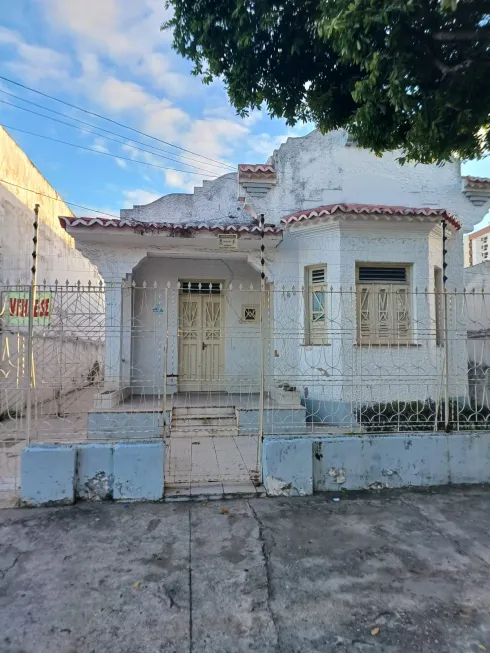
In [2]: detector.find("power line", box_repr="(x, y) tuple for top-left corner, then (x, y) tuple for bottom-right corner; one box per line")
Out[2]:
(0, 98), (225, 176)
(0, 75), (237, 171)
(0, 88), (234, 173)
(0, 178), (120, 218)
(0, 123), (217, 178)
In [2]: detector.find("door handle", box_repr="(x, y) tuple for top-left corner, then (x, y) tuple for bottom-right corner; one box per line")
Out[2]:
(202, 342), (207, 350)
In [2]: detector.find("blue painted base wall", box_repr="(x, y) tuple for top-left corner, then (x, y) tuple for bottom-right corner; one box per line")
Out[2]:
(21, 440), (165, 506)
(262, 432), (490, 496)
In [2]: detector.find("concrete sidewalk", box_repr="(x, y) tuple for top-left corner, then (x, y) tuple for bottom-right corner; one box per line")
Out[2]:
(1, 488), (490, 652)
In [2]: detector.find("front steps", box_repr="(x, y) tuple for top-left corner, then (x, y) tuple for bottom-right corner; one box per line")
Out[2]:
(170, 406), (238, 437)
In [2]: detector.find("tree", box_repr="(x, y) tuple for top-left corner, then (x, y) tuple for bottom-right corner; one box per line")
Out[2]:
(164, 0), (490, 163)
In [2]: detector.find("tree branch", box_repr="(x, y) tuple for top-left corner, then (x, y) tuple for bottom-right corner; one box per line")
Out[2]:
(431, 56), (474, 74)
(433, 29), (490, 42)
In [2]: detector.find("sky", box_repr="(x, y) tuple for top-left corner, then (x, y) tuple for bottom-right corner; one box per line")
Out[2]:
(0, 0), (489, 227)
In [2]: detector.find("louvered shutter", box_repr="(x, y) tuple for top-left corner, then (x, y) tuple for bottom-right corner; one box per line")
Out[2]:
(357, 267), (411, 344)
(307, 266), (327, 345)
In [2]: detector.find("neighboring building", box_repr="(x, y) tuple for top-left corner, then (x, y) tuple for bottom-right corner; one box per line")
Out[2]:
(0, 127), (103, 413)
(464, 223), (490, 267)
(61, 129), (490, 427)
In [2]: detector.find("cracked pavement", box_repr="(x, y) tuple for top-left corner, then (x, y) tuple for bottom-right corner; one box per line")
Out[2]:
(2, 487), (490, 652)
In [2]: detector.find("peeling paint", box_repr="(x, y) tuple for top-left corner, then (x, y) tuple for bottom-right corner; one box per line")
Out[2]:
(328, 467), (346, 484)
(82, 472), (113, 501)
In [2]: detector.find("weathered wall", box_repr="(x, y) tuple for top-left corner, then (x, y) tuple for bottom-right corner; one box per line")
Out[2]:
(0, 129), (103, 415)
(118, 129), (489, 235)
(131, 256), (261, 394)
(272, 219), (466, 418)
(262, 433), (490, 496)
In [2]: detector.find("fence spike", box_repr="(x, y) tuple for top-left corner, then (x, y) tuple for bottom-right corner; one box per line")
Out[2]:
(88, 280), (92, 288)
(250, 283), (254, 290)
(131, 280), (136, 288)
(55, 279), (59, 287)
(219, 282), (223, 290)
(177, 281), (181, 289)
(66, 279), (70, 288)
(77, 280), (81, 291)
(239, 283), (243, 291)
(229, 282), (233, 290)
(153, 281), (157, 288)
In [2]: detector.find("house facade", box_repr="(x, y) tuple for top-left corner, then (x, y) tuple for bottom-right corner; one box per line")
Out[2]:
(61, 130), (490, 427)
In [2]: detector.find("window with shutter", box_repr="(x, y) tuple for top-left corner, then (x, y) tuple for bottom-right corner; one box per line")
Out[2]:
(356, 265), (411, 344)
(305, 265), (328, 345)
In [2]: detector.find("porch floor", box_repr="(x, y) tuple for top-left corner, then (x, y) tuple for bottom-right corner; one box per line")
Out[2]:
(102, 391), (303, 412)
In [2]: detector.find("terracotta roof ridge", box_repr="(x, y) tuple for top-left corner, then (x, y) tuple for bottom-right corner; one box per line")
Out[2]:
(280, 203), (461, 230)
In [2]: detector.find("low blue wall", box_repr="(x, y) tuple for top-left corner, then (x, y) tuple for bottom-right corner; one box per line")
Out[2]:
(21, 440), (165, 506)
(262, 432), (490, 496)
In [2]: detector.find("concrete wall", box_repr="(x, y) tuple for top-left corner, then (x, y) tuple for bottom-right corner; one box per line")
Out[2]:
(21, 440), (165, 505)
(117, 129), (488, 235)
(272, 219), (466, 420)
(0, 129), (103, 414)
(131, 256), (261, 394)
(263, 433), (490, 496)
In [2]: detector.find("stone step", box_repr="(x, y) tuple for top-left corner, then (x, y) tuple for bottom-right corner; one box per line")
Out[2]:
(172, 406), (236, 417)
(172, 416), (237, 428)
(169, 426), (239, 437)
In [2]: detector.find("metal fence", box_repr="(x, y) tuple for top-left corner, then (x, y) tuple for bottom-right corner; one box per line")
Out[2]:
(1, 280), (490, 496)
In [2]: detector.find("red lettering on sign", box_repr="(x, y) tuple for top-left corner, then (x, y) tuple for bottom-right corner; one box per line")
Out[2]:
(22, 299), (28, 317)
(43, 298), (50, 316)
(9, 298), (17, 316)
(33, 299), (39, 317)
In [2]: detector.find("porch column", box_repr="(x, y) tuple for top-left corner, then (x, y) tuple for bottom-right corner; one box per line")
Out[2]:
(120, 275), (133, 388)
(103, 280), (124, 391)
(103, 274), (133, 392)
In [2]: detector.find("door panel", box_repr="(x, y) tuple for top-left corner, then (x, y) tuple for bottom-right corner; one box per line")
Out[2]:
(178, 293), (223, 391)
(202, 297), (222, 388)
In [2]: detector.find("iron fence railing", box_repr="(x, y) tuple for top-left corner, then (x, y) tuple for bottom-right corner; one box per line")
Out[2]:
(2, 281), (490, 494)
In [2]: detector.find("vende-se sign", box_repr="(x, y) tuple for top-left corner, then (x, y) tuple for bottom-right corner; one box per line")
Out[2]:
(7, 291), (52, 326)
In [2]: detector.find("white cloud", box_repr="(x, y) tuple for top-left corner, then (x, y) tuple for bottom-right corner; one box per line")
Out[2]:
(0, 26), (71, 83)
(181, 119), (248, 163)
(91, 137), (109, 153)
(164, 170), (196, 193)
(122, 188), (162, 207)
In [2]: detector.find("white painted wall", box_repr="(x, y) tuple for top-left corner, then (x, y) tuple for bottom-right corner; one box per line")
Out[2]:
(273, 220), (466, 409)
(0, 129), (103, 415)
(119, 129), (489, 236)
(131, 256), (261, 394)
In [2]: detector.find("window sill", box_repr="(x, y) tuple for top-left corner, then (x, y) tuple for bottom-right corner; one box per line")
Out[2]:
(301, 343), (332, 347)
(353, 343), (422, 348)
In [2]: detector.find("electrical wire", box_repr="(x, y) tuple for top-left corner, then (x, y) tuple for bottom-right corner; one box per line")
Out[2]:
(0, 123), (217, 178)
(0, 88), (233, 173)
(0, 98), (225, 176)
(0, 178), (120, 218)
(0, 75), (237, 170)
